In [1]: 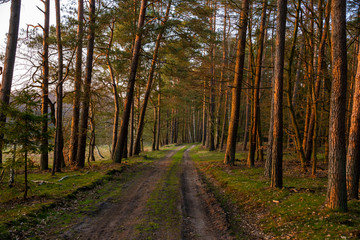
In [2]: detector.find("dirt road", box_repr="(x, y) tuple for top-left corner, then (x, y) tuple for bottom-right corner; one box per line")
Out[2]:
(52, 145), (234, 240)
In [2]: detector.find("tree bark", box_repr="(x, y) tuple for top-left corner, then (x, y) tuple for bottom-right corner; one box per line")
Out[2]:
(53, 0), (64, 175)
(0, 0), (21, 165)
(284, 0), (307, 171)
(224, 0), (250, 165)
(40, 0), (50, 170)
(346, 47), (360, 200)
(156, 79), (161, 150)
(133, 0), (171, 155)
(325, 0), (347, 211)
(247, 0), (267, 167)
(76, 0), (96, 168)
(69, 0), (84, 165)
(215, 3), (227, 150)
(113, 0), (148, 163)
(270, 0), (287, 189)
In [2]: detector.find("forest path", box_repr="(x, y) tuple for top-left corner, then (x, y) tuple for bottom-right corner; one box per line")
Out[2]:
(58, 145), (185, 240)
(180, 145), (233, 240)
(52, 144), (234, 240)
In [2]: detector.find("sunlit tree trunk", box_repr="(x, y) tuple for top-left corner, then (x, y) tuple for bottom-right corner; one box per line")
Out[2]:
(133, 0), (171, 155)
(284, 0), (307, 172)
(311, 0), (331, 175)
(325, 0), (347, 211)
(113, 0), (148, 163)
(76, 0), (96, 168)
(270, 0), (287, 188)
(69, 0), (83, 165)
(224, 0), (250, 165)
(346, 46), (360, 200)
(0, 0), (21, 165)
(247, 0), (267, 167)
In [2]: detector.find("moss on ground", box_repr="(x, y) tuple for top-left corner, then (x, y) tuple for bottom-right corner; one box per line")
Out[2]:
(136, 146), (188, 240)
(190, 145), (360, 240)
(0, 145), (177, 239)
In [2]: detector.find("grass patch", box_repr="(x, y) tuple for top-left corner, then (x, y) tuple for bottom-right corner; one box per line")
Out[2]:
(190, 145), (360, 239)
(0, 145), (177, 239)
(137, 146), (188, 240)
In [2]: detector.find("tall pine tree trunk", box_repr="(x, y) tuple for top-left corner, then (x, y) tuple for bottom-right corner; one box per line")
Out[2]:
(247, 0), (267, 167)
(76, 0), (96, 168)
(325, 0), (347, 211)
(346, 46), (360, 200)
(133, 0), (171, 155)
(69, 0), (83, 165)
(0, 0), (21, 165)
(113, 0), (148, 163)
(53, 0), (64, 174)
(40, 0), (50, 170)
(224, 0), (250, 165)
(270, 0), (287, 189)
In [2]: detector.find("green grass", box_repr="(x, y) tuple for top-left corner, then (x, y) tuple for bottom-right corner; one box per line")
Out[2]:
(190, 145), (360, 239)
(0, 144), (177, 239)
(136, 145), (188, 239)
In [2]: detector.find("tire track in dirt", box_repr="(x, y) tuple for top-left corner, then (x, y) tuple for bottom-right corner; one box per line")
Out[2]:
(180, 145), (233, 240)
(58, 146), (185, 240)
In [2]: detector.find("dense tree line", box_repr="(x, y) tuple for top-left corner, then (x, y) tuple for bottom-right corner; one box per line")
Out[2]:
(0, 0), (359, 211)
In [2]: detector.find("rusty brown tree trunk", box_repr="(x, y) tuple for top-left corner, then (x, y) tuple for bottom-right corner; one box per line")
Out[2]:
(113, 0), (148, 163)
(133, 0), (171, 155)
(69, 0), (84, 165)
(76, 0), (96, 168)
(346, 47), (360, 200)
(247, 0), (267, 167)
(270, 0), (287, 188)
(224, 0), (250, 165)
(325, 0), (347, 211)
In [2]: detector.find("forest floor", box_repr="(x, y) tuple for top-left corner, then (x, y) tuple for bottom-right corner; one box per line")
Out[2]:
(2, 144), (261, 239)
(3, 144), (360, 239)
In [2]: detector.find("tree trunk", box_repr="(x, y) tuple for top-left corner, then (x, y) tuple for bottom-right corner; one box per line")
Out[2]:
(284, 0), (307, 171)
(69, 0), (84, 165)
(215, 3), (227, 150)
(133, 0), (171, 155)
(113, 0), (148, 163)
(106, 20), (120, 156)
(53, 0), (63, 175)
(346, 47), (360, 200)
(202, 77), (207, 146)
(76, 0), (96, 168)
(0, 0), (21, 165)
(129, 100), (134, 156)
(247, 0), (267, 167)
(270, 0), (287, 189)
(325, 0), (347, 211)
(156, 80), (161, 150)
(40, 0), (50, 170)
(224, 0), (250, 165)
(152, 106), (157, 151)
(311, 0), (331, 175)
